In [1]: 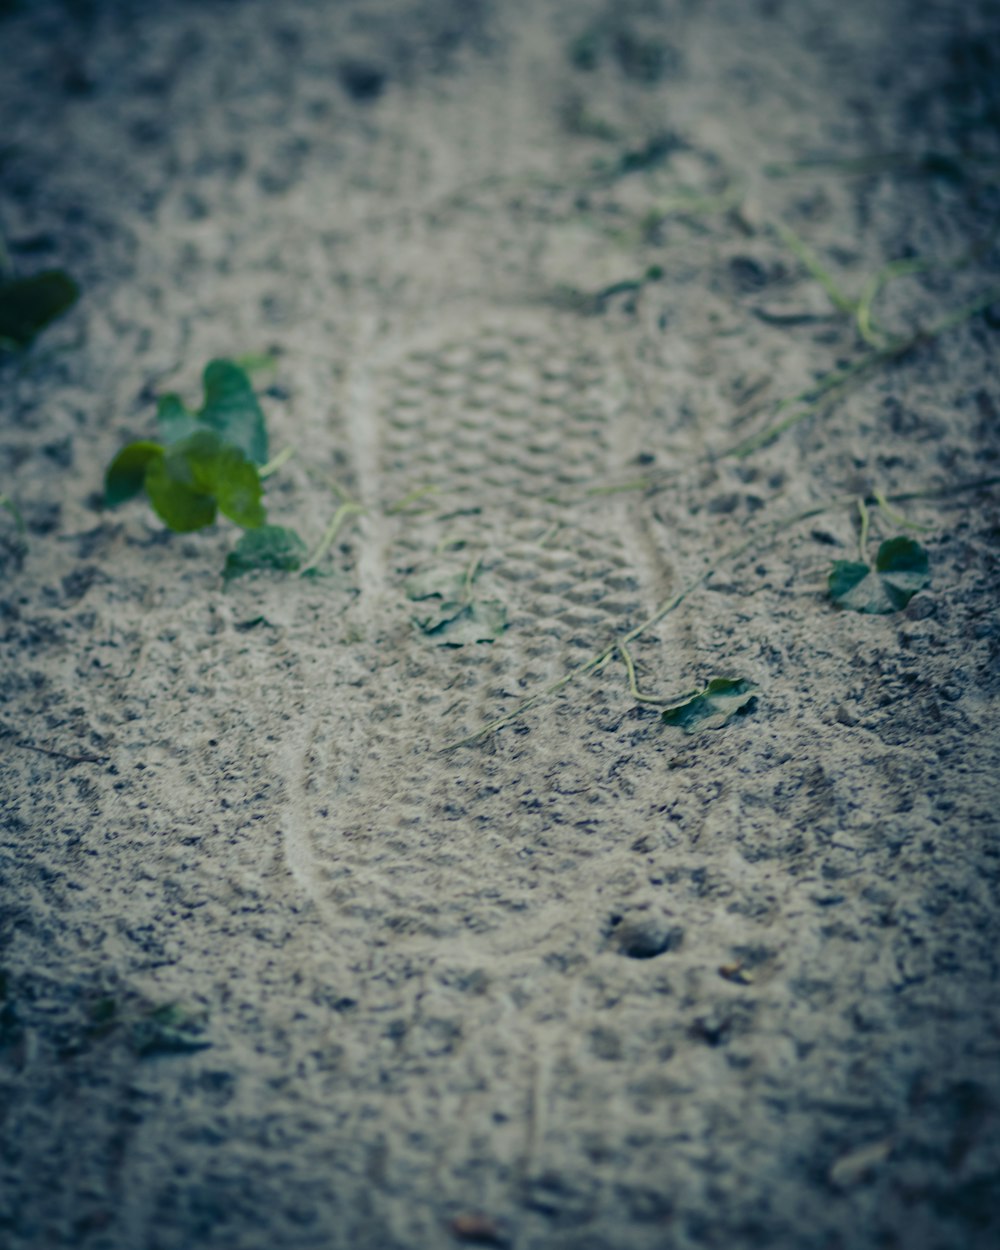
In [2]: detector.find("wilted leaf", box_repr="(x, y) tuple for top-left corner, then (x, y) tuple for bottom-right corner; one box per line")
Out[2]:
(406, 568), (466, 630)
(828, 536), (930, 614)
(661, 677), (757, 733)
(0, 270), (79, 349)
(132, 1003), (211, 1058)
(828, 1138), (893, 1189)
(421, 598), (507, 646)
(405, 565), (507, 645)
(224, 524), (308, 581)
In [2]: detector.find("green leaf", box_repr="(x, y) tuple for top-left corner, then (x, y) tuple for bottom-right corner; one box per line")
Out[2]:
(0, 270), (79, 348)
(224, 525), (308, 581)
(156, 394), (202, 446)
(199, 359), (269, 465)
(661, 677), (757, 734)
(143, 430), (265, 533)
(155, 362), (269, 464)
(104, 440), (164, 506)
(875, 536), (931, 603)
(828, 536), (930, 614)
(145, 449), (217, 532)
(208, 442), (267, 527)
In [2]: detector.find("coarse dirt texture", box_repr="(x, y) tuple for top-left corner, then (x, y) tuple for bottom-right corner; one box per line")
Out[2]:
(2, 1), (1000, 1247)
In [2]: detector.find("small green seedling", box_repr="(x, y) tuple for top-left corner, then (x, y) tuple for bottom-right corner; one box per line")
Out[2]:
(661, 677), (757, 733)
(105, 359), (269, 533)
(106, 359), (367, 578)
(828, 536), (930, 614)
(0, 269), (79, 351)
(405, 559), (507, 646)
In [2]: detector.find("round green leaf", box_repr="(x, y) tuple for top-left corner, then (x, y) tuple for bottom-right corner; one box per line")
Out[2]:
(144, 437), (218, 532)
(104, 440), (164, 507)
(207, 443), (266, 528)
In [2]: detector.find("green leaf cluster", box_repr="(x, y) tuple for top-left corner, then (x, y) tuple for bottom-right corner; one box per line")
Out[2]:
(0, 270), (79, 350)
(105, 360), (269, 533)
(661, 677), (757, 733)
(828, 536), (930, 614)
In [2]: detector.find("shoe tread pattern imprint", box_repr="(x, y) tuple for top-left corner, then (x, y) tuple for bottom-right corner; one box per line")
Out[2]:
(278, 306), (679, 962)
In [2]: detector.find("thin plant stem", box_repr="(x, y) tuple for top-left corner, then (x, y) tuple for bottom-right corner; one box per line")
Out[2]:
(727, 284), (1000, 458)
(855, 257), (929, 347)
(774, 222), (856, 314)
(442, 476), (1000, 749)
(259, 446), (296, 478)
(873, 488), (934, 532)
(857, 496), (870, 561)
(462, 552), (483, 601)
(385, 484), (440, 514)
(618, 641), (673, 705)
(299, 502), (366, 575)
(726, 349), (889, 458)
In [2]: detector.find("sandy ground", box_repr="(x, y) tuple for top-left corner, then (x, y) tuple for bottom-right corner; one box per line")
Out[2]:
(2, 1), (1000, 1247)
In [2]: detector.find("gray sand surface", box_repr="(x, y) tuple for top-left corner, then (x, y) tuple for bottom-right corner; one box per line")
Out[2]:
(2, 1), (1000, 1247)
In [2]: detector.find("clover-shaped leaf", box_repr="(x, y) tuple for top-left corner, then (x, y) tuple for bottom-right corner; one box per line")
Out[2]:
(661, 677), (757, 734)
(105, 361), (270, 534)
(0, 270), (79, 350)
(828, 536), (930, 614)
(224, 524), (308, 581)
